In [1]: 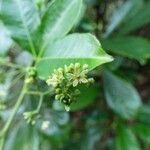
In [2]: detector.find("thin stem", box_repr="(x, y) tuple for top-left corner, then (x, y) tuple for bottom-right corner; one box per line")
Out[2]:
(0, 76), (28, 149)
(0, 60), (24, 70)
(36, 94), (44, 112)
(0, 137), (5, 150)
(6, 69), (23, 77)
(43, 88), (54, 95)
(26, 91), (42, 96)
(0, 84), (26, 136)
(9, 73), (25, 88)
(26, 88), (54, 96)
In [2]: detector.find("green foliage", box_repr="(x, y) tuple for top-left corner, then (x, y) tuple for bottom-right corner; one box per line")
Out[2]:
(118, 1), (150, 34)
(36, 33), (112, 79)
(103, 70), (142, 119)
(40, 0), (82, 53)
(102, 36), (150, 63)
(115, 121), (140, 150)
(0, 0), (150, 149)
(0, 0), (40, 54)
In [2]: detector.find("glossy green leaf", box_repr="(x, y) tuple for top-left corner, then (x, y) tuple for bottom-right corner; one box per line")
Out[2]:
(132, 124), (150, 143)
(136, 104), (150, 124)
(70, 85), (99, 111)
(119, 2), (150, 34)
(40, 0), (82, 52)
(36, 33), (113, 79)
(102, 36), (150, 63)
(0, 0), (40, 54)
(103, 70), (142, 119)
(116, 121), (140, 150)
(104, 0), (143, 37)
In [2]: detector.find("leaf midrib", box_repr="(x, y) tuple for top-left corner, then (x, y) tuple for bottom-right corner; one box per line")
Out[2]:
(16, 0), (36, 56)
(38, 55), (113, 61)
(41, 0), (80, 51)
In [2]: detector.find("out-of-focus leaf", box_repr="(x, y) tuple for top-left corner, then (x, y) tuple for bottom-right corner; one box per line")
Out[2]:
(37, 110), (69, 136)
(102, 36), (150, 63)
(81, 127), (102, 150)
(5, 123), (39, 150)
(106, 56), (124, 71)
(36, 33), (113, 79)
(132, 124), (150, 143)
(0, 0), (40, 53)
(105, 0), (143, 37)
(103, 70), (142, 119)
(84, 0), (97, 6)
(0, 23), (12, 56)
(116, 121), (140, 150)
(65, 111), (106, 150)
(37, 109), (70, 148)
(15, 51), (32, 66)
(40, 0), (82, 52)
(119, 2), (150, 34)
(136, 104), (150, 124)
(70, 85), (99, 111)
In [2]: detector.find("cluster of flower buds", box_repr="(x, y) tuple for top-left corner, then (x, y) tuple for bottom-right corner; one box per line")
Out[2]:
(46, 63), (94, 111)
(25, 67), (37, 84)
(23, 110), (40, 125)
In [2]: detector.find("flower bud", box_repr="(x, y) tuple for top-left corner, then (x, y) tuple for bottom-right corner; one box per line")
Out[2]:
(83, 64), (89, 70)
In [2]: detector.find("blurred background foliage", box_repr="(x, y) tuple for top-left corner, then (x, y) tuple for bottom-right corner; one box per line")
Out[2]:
(0, 0), (150, 149)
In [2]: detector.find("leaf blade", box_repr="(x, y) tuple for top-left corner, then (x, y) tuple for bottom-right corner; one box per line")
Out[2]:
(0, 0), (40, 53)
(116, 121), (140, 150)
(36, 33), (113, 79)
(103, 70), (142, 119)
(40, 0), (82, 52)
(101, 36), (150, 63)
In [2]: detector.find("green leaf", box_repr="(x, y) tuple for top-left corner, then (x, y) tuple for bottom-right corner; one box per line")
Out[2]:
(101, 36), (150, 63)
(136, 104), (150, 124)
(4, 123), (39, 150)
(81, 126), (102, 150)
(116, 121), (140, 150)
(103, 70), (142, 119)
(119, 1), (150, 34)
(40, 0), (82, 53)
(0, 0), (40, 54)
(132, 124), (150, 143)
(0, 22), (12, 56)
(36, 33), (113, 79)
(70, 85), (99, 111)
(104, 0), (143, 37)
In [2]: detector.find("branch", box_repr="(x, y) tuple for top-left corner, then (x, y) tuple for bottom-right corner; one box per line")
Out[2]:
(0, 76), (27, 149)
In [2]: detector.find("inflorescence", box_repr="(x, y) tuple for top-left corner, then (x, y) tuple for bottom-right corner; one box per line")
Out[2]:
(46, 63), (94, 111)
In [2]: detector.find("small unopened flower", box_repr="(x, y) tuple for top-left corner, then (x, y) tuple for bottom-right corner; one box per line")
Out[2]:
(25, 77), (34, 84)
(41, 121), (50, 130)
(23, 111), (40, 125)
(27, 67), (37, 77)
(25, 67), (37, 84)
